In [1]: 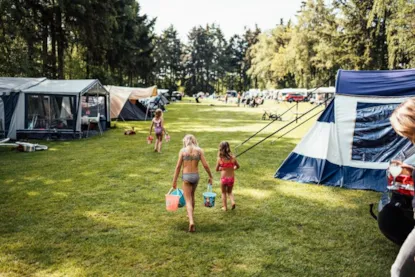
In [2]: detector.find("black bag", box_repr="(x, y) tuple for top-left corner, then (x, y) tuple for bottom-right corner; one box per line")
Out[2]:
(378, 192), (415, 245)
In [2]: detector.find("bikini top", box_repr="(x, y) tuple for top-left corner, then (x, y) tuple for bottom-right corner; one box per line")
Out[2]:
(181, 148), (201, 161)
(220, 158), (235, 168)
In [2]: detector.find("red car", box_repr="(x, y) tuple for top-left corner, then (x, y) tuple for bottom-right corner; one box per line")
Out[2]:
(285, 93), (305, 102)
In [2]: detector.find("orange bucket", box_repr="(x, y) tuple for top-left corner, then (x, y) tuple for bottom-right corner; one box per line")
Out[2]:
(165, 188), (180, 212)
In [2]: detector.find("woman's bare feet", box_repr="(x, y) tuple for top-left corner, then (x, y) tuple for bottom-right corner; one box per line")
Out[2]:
(188, 223), (195, 232)
(221, 207), (227, 211)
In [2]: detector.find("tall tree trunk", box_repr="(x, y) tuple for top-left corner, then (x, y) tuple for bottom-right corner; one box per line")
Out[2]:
(27, 38), (35, 76)
(42, 11), (49, 77)
(206, 66), (209, 93)
(118, 68), (123, 85)
(27, 6), (37, 76)
(128, 71), (132, 87)
(56, 6), (64, 79)
(50, 5), (57, 79)
(86, 50), (90, 78)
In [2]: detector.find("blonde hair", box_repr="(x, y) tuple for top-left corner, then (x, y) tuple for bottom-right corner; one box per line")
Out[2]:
(155, 109), (163, 118)
(183, 134), (199, 151)
(390, 98), (415, 143)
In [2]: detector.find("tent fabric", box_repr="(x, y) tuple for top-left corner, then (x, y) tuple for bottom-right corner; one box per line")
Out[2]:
(23, 79), (102, 95)
(0, 77), (46, 95)
(107, 85), (157, 119)
(0, 77), (46, 137)
(0, 98), (4, 133)
(160, 95), (169, 105)
(276, 70), (415, 192)
(1, 78), (109, 139)
(118, 101), (147, 121)
(336, 69), (415, 96)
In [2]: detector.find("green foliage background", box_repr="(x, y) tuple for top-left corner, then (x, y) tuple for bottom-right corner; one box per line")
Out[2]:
(1, 1), (413, 93)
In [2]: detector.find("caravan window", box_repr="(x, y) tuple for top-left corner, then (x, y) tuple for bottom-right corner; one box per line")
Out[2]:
(81, 96), (106, 118)
(352, 102), (410, 162)
(26, 95), (76, 130)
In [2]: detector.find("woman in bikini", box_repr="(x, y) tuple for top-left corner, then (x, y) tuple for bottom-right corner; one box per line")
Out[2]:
(149, 109), (164, 153)
(216, 141), (240, 211)
(172, 134), (213, 232)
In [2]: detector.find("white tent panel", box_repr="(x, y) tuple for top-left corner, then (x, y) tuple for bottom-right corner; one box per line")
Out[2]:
(293, 122), (341, 165)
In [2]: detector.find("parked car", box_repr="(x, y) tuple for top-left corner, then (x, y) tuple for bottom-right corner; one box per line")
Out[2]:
(285, 93), (305, 102)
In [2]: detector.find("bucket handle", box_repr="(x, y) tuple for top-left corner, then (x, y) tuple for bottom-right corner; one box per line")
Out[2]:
(207, 184), (212, 192)
(167, 187), (183, 196)
(167, 187), (174, 195)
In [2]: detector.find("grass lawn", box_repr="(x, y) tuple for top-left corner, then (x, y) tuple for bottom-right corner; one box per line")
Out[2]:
(0, 99), (399, 276)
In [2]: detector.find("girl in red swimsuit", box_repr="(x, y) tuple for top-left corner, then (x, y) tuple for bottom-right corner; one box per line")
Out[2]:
(216, 141), (240, 211)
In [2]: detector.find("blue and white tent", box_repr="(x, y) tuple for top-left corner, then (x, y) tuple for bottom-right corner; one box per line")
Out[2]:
(275, 69), (415, 192)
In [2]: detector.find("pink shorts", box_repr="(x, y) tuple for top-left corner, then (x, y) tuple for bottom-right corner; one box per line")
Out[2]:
(221, 177), (235, 187)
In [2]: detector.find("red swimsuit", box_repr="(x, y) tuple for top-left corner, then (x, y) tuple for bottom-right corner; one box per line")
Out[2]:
(220, 158), (235, 187)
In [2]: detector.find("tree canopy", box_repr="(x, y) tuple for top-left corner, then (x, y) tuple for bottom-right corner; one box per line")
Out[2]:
(0, 0), (414, 92)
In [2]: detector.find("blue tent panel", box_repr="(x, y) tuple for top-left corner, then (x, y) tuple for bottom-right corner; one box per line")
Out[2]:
(352, 102), (411, 162)
(276, 153), (388, 192)
(336, 69), (415, 97)
(317, 100), (335, 123)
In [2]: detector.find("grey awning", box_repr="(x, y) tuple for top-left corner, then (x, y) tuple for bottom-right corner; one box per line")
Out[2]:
(0, 77), (46, 96)
(22, 79), (108, 96)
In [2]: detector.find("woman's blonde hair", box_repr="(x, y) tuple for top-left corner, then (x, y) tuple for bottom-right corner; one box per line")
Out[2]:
(390, 98), (415, 143)
(183, 134), (199, 150)
(155, 109), (163, 118)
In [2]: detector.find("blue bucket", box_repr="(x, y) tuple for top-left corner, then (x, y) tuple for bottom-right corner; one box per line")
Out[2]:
(170, 189), (186, 208)
(203, 184), (216, 208)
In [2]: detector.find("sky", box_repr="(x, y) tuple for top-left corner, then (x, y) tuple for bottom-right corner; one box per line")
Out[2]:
(139, 0), (305, 40)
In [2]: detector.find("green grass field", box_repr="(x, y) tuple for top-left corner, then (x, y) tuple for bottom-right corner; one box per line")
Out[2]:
(0, 99), (399, 276)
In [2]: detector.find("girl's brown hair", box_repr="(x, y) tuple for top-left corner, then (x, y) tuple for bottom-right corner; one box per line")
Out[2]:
(218, 141), (232, 160)
(390, 98), (415, 143)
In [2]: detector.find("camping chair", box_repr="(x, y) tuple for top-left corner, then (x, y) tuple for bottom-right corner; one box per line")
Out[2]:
(262, 109), (282, 121)
(0, 138), (48, 151)
(0, 138), (45, 151)
(28, 115), (38, 130)
(86, 113), (103, 138)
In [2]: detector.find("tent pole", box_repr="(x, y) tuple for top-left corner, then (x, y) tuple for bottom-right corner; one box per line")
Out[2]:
(296, 101), (298, 123)
(235, 75), (334, 153)
(145, 105), (150, 121)
(236, 96), (333, 158)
